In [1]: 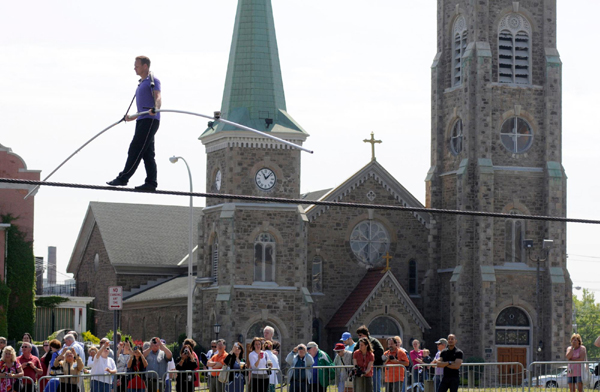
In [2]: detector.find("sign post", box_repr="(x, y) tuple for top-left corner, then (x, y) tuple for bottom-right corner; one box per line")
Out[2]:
(108, 286), (122, 392)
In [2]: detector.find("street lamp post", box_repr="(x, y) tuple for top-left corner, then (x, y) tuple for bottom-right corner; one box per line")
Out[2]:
(170, 156), (194, 339)
(214, 323), (221, 341)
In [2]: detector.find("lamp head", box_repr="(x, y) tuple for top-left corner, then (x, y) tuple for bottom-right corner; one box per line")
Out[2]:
(169, 156), (179, 164)
(542, 239), (554, 250)
(523, 239), (534, 249)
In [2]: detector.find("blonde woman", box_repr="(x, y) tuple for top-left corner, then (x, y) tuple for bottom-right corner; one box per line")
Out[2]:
(0, 346), (24, 392)
(56, 348), (85, 392)
(566, 333), (587, 392)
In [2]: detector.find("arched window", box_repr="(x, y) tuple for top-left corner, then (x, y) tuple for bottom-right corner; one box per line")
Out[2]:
(452, 16), (468, 86)
(495, 307), (531, 346)
(211, 236), (219, 284)
(246, 321), (280, 341)
(505, 209), (525, 263)
(498, 13), (531, 84)
(368, 316), (402, 340)
(312, 256), (323, 293)
(254, 233), (276, 282)
(350, 220), (390, 266)
(450, 119), (463, 155)
(408, 260), (418, 295)
(500, 117), (533, 153)
(94, 254), (100, 272)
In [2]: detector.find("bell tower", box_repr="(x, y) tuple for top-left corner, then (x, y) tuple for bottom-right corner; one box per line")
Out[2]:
(425, 0), (571, 362)
(195, 0), (313, 350)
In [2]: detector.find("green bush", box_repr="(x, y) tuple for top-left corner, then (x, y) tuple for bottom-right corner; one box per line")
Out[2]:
(82, 330), (100, 344)
(2, 214), (35, 340)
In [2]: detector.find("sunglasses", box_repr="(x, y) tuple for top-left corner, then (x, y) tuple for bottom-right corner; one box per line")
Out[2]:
(211, 346), (216, 348)
(298, 348), (305, 351)
(43, 345), (49, 347)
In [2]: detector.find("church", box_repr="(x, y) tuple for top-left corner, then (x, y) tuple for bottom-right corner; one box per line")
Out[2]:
(68, 0), (572, 365)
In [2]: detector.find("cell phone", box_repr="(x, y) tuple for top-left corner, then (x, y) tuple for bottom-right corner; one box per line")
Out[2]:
(152, 338), (157, 344)
(125, 337), (130, 343)
(259, 353), (264, 359)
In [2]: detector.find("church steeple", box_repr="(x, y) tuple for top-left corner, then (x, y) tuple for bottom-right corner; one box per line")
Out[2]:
(202, 0), (307, 137)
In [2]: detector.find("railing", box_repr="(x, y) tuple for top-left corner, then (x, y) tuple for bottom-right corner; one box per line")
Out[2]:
(527, 361), (600, 391)
(38, 370), (159, 392)
(0, 375), (36, 392)
(43, 283), (77, 296)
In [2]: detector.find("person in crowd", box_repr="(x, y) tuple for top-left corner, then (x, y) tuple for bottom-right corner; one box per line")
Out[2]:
(263, 327), (280, 355)
(67, 332), (84, 356)
(421, 349), (432, 380)
(44, 339), (64, 392)
(286, 344), (314, 392)
(333, 343), (353, 392)
(127, 344), (148, 392)
(355, 326), (383, 392)
(223, 342), (245, 392)
(0, 338), (6, 359)
(175, 345), (197, 392)
(409, 339), (423, 384)
(383, 336), (409, 392)
(249, 337), (269, 392)
(182, 339), (201, 388)
(353, 337), (374, 392)
(116, 341), (132, 392)
(97, 338), (114, 360)
(60, 335), (85, 360)
(42, 341), (50, 356)
(202, 340), (218, 385)
(566, 333), (587, 392)
(19, 333), (40, 358)
(263, 340), (280, 392)
(341, 333), (356, 352)
(90, 340), (117, 392)
(17, 341), (43, 392)
(143, 337), (172, 392)
(436, 334), (463, 392)
(306, 342), (333, 392)
(55, 348), (84, 392)
(164, 356), (175, 392)
(431, 338), (447, 392)
(208, 339), (228, 392)
(40, 340), (52, 389)
(86, 346), (98, 369)
(0, 346), (24, 392)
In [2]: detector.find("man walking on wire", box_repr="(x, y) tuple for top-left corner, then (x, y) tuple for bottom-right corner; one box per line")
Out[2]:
(107, 55), (162, 191)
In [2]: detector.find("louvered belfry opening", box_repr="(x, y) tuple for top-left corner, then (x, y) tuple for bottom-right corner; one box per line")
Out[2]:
(452, 15), (468, 87)
(498, 13), (531, 84)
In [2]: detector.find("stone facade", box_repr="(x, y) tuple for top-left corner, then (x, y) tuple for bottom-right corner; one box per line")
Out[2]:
(425, 0), (571, 363)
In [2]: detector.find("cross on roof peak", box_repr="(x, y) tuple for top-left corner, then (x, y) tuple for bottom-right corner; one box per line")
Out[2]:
(363, 132), (382, 161)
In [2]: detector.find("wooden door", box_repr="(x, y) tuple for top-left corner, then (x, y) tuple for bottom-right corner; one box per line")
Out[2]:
(497, 347), (526, 385)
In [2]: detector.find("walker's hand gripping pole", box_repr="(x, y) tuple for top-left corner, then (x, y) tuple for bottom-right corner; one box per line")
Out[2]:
(24, 110), (312, 199)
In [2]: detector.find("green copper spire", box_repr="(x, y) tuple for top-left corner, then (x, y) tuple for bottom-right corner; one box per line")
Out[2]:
(202, 0), (307, 137)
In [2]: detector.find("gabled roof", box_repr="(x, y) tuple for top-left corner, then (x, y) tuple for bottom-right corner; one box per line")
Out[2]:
(67, 202), (203, 274)
(200, 0), (307, 138)
(300, 188), (332, 210)
(305, 160), (430, 226)
(326, 269), (430, 333)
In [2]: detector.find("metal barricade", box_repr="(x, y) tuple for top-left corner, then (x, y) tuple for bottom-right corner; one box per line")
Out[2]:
(527, 361), (600, 392)
(0, 375), (35, 392)
(414, 362), (525, 392)
(37, 370), (158, 392)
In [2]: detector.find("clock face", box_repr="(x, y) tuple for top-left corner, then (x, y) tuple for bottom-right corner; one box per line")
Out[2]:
(255, 168), (276, 190)
(215, 170), (222, 191)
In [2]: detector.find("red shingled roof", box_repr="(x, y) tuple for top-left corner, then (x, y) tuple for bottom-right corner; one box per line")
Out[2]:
(326, 267), (387, 329)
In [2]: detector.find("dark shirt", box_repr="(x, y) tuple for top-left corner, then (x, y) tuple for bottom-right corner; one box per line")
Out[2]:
(440, 346), (463, 379)
(293, 356), (306, 381)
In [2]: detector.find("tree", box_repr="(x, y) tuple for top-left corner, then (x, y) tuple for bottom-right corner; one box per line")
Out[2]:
(1, 214), (36, 339)
(573, 289), (600, 359)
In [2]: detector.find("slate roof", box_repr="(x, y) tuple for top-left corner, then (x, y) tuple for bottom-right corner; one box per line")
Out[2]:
(326, 268), (387, 329)
(300, 188), (332, 210)
(68, 202), (203, 273)
(124, 276), (187, 303)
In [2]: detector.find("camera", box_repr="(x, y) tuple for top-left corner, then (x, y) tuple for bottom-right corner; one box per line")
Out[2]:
(184, 348), (190, 355)
(152, 338), (157, 344)
(350, 366), (364, 379)
(389, 355), (396, 360)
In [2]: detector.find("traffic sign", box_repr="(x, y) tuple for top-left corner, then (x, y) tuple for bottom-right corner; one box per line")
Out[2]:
(108, 286), (123, 310)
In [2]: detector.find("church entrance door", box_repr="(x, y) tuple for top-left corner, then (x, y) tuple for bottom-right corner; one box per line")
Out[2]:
(497, 347), (526, 385)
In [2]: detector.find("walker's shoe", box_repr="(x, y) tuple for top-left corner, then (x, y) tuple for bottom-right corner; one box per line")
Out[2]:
(106, 178), (128, 186)
(134, 183), (156, 192)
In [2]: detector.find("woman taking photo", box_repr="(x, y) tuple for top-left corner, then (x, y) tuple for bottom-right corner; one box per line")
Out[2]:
(175, 345), (197, 392)
(90, 341), (117, 392)
(0, 346), (23, 392)
(566, 333), (587, 392)
(56, 348), (84, 392)
(352, 337), (374, 392)
(248, 338), (269, 392)
(223, 343), (246, 392)
(127, 346), (148, 392)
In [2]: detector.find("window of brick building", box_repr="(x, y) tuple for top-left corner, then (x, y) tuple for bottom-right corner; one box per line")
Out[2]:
(500, 117), (533, 153)
(452, 16), (468, 87)
(211, 237), (219, 284)
(350, 220), (390, 266)
(450, 119), (463, 155)
(312, 256), (323, 293)
(408, 259), (418, 295)
(505, 210), (526, 263)
(495, 306), (530, 345)
(254, 233), (276, 282)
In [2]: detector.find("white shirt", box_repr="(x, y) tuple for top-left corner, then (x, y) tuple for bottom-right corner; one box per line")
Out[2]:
(249, 351), (268, 375)
(264, 350), (280, 384)
(90, 356), (116, 383)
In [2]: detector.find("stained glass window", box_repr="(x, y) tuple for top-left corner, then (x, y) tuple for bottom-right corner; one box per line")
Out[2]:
(350, 221), (390, 265)
(368, 316), (401, 337)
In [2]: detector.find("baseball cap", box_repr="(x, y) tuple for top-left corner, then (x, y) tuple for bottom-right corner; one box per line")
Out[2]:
(340, 332), (352, 341)
(334, 343), (346, 351)
(435, 338), (448, 345)
(306, 341), (317, 349)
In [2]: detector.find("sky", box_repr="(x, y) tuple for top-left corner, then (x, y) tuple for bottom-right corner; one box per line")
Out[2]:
(1, 1), (599, 298)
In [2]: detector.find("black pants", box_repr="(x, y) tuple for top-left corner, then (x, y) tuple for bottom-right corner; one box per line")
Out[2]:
(117, 118), (160, 186)
(437, 377), (459, 392)
(309, 382), (325, 392)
